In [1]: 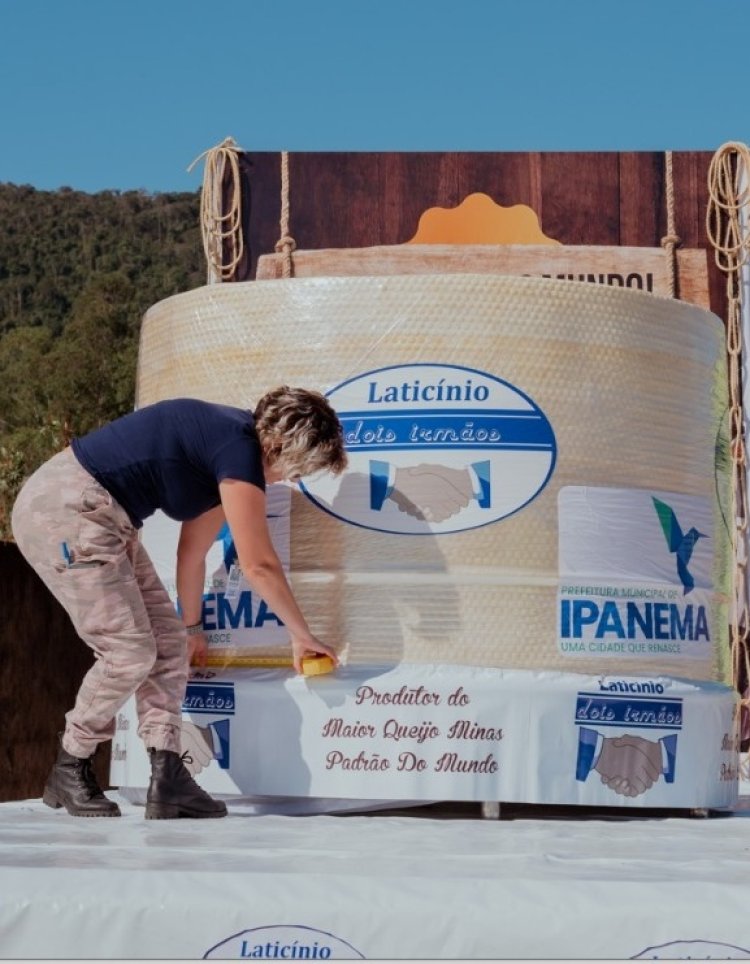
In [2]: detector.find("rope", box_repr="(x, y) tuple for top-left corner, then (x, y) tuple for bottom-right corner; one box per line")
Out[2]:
(661, 151), (681, 298)
(187, 136), (245, 283)
(706, 141), (750, 735)
(274, 151), (296, 278)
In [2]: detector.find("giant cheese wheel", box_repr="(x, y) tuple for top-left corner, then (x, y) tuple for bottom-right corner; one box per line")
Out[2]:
(137, 275), (731, 682)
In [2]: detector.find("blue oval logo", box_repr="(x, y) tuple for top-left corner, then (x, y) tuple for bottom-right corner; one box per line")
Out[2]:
(203, 924), (365, 959)
(631, 940), (750, 959)
(301, 363), (557, 535)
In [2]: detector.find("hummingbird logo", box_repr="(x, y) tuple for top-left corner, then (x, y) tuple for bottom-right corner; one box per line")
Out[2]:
(652, 497), (706, 594)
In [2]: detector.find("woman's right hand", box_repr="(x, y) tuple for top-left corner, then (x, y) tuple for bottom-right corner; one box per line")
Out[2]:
(290, 633), (339, 674)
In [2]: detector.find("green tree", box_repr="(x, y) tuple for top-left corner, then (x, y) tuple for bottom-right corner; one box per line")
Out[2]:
(46, 272), (139, 437)
(0, 182), (204, 537)
(0, 326), (66, 535)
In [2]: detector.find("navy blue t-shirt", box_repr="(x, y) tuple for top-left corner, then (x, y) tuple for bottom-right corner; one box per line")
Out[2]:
(71, 398), (265, 527)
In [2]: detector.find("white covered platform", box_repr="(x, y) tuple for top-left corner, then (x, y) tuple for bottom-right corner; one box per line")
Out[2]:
(5, 665), (744, 959)
(2, 791), (750, 959)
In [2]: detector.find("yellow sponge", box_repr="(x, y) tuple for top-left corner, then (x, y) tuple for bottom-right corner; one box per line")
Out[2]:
(301, 654), (336, 676)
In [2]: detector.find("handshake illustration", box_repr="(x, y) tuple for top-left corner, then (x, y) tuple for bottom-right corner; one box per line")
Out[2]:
(370, 459), (491, 523)
(576, 728), (677, 798)
(179, 719), (231, 775)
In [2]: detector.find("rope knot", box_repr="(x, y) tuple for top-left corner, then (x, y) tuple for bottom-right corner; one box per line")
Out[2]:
(274, 235), (297, 254)
(660, 233), (682, 249)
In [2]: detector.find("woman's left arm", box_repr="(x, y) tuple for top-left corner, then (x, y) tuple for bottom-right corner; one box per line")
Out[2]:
(177, 504), (226, 666)
(219, 478), (338, 672)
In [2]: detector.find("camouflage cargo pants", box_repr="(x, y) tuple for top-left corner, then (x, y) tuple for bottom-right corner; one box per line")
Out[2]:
(11, 447), (186, 758)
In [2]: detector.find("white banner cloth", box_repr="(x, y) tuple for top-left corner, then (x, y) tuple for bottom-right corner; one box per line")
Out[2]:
(111, 663), (739, 811)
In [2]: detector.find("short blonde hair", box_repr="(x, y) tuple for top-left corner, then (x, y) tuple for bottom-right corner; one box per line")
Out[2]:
(253, 386), (348, 480)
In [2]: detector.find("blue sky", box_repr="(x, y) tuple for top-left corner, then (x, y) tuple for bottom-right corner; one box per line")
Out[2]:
(0, 0), (747, 194)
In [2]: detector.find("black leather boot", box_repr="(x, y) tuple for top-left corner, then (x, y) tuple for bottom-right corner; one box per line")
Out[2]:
(145, 748), (228, 819)
(42, 742), (121, 817)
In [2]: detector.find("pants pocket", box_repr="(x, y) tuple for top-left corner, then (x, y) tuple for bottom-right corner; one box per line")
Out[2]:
(74, 484), (124, 564)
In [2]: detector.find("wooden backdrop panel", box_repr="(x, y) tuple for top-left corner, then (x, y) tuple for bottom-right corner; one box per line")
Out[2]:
(241, 150), (724, 319)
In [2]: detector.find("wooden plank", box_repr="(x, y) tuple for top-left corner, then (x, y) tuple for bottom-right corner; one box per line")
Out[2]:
(673, 150), (726, 319)
(676, 249), (711, 308)
(528, 153), (543, 226)
(243, 152), (281, 281)
(255, 242), (710, 308)
(378, 153), (457, 243)
(673, 151), (705, 247)
(619, 153), (662, 247)
(540, 152), (620, 245)
(456, 152), (536, 211)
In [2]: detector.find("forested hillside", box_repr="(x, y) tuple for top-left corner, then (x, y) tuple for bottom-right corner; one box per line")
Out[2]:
(0, 182), (204, 538)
